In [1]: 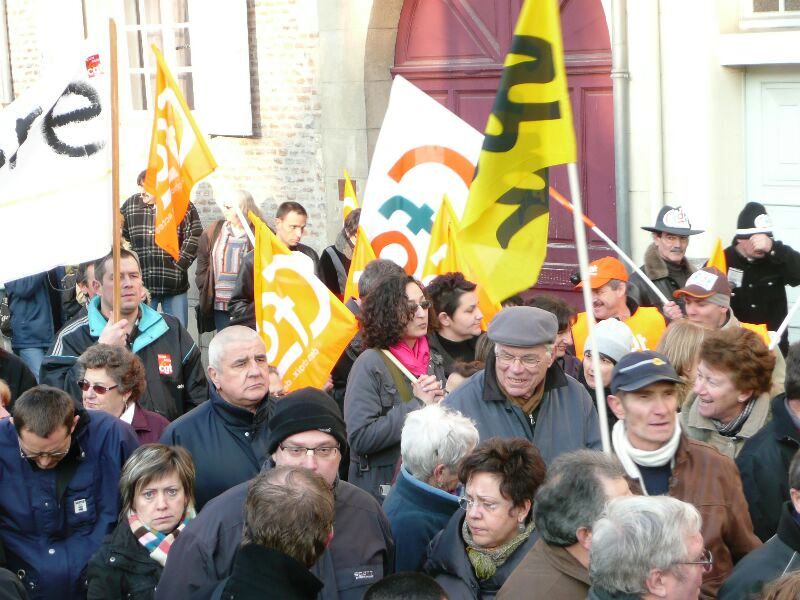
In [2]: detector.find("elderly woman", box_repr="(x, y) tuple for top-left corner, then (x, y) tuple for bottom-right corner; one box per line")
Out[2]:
(85, 444), (196, 600)
(195, 190), (264, 333)
(656, 318), (706, 407)
(345, 271), (446, 502)
(681, 326), (775, 458)
(424, 437), (546, 599)
(77, 344), (169, 443)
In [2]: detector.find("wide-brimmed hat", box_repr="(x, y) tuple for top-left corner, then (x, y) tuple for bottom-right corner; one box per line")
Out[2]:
(641, 206), (704, 236)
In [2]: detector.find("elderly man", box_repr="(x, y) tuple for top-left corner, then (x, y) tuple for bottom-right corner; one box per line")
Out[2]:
(571, 256), (668, 359)
(42, 249), (207, 421)
(498, 450), (631, 600)
(444, 306), (600, 464)
(588, 496), (708, 600)
(155, 388), (393, 600)
(607, 351), (761, 596)
(160, 325), (271, 509)
(0, 386), (138, 599)
(628, 205), (703, 318)
(383, 404), (479, 572)
(719, 449), (800, 599)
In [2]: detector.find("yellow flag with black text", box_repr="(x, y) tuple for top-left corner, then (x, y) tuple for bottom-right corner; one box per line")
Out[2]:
(459, 0), (576, 305)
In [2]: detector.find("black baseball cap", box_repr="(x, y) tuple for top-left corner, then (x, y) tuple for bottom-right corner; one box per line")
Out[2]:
(610, 351), (682, 394)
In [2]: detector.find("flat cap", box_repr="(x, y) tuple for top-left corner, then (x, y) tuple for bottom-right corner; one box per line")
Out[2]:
(487, 306), (558, 348)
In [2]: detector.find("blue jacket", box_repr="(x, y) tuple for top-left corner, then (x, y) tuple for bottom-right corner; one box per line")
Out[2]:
(383, 466), (460, 572)
(5, 268), (64, 349)
(0, 409), (139, 600)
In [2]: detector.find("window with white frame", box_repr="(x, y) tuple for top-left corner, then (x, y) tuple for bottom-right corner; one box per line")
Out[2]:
(741, 0), (800, 29)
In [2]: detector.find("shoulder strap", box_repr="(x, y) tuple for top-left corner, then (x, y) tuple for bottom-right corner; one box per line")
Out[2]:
(377, 351), (413, 403)
(324, 246), (348, 291)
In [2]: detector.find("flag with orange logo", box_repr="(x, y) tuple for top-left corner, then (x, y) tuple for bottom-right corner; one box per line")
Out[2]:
(706, 237), (727, 273)
(253, 215), (358, 391)
(144, 45), (217, 260)
(343, 170), (359, 222)
(343, 226), (378, 302)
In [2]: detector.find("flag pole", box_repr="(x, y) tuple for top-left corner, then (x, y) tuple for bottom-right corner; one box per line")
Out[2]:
(770, 295), (800, 351)
(109, 18), (121, 322)
(567, 163), (612, 454)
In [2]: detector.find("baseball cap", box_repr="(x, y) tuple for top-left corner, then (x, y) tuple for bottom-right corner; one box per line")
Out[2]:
(610, 351), (683, 394)
(575, 256), (629, 290)
(673, 267), (731, 300)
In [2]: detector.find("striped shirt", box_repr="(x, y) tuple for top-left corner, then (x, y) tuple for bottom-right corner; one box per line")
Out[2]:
(213, 222), (249, 310)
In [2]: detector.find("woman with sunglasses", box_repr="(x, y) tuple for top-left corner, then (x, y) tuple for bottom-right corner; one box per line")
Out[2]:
(86, 444), (196, 600)
(345, 271), (446, 503)
(77, 344), (168, 444)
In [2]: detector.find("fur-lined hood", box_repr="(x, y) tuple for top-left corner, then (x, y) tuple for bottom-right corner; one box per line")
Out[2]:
(642, 243), (695, 280)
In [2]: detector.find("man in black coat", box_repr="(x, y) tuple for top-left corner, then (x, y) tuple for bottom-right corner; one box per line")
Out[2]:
(736, 342), (800, 541)
(725, 202), (800, 355)
(719, 449), (800, 599)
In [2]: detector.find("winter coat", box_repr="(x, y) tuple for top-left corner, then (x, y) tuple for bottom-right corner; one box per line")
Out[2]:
(42, 297), (208, 421)
(85, 520), (162, 600)
(129, 404), (169, 445)
(382, 466), (461, 573)
(627, 243), (695, 316)
(725, 240), (800, 354)
(497, 538), (589, 600)
(211, 545), (324, 600)
(621, 434), (761, 598)
(0, 409), (139, 600)
(424, 510), (539, 600)
(5, 269), (64, 350)
(718, 502), (800, 600)
(345, 347), (446, 503)
(159, 387), (272, 509)
(0, 348), (36, 410)
(153, 477), (394, 600)
(680, 390), (773, 459)
(0, 569), (26, 600)
(736, 393), (800, 541)
(443, 350), (601, 465)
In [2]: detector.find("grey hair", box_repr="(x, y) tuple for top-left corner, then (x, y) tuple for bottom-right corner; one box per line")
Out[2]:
(589, 496), (702, 595)
(400, 405), (479, 483)
(208, 325), (264, 371)
(533, 450), (626, 546)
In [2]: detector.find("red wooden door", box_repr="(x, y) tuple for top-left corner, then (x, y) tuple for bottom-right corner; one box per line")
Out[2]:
(393, 0), (615, 309)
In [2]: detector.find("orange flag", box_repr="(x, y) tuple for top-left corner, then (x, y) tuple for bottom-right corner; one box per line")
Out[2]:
(253, 215), (358, 392)
(343, 170), (359, 222)
(144, 45), (217, 260)
(706, 237), (727, 273)
(343, 226), (378, 302)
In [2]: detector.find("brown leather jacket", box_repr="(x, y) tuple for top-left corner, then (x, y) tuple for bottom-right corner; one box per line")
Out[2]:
(497, 538), (589, 600)
(626, 435), (761, 599)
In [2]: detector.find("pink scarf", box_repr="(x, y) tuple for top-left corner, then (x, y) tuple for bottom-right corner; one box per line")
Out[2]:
(388, 336), (431, 378)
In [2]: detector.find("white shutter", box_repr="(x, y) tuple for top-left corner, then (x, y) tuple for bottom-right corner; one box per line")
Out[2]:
(188, 0), (252, 136)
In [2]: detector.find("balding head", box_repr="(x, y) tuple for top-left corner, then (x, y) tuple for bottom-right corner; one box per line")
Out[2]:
(207, 326), (269, 411)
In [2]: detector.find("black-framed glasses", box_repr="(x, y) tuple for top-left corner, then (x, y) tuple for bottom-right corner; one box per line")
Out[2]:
(407, 300), (431, 312)
(679, 548), (713, 574)
(77, 379), (119, 395)
(279, 444), (340, 460)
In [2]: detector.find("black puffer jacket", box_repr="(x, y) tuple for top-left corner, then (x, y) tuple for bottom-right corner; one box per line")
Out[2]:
(85, 519), (163, 600)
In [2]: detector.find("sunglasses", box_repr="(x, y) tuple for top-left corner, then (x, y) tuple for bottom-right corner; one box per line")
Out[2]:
(77, 379), (120, 395)
(408, 300), (431, 312)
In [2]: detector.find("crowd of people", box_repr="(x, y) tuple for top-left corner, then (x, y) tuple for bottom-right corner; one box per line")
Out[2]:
(3, 191), (800, 600)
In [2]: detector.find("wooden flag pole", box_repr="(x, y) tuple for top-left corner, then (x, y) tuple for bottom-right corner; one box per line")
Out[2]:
(567, 163), (612, 454)
(110, 19), (121, 323)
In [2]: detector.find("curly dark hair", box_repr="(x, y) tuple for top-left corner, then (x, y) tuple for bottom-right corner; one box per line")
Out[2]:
(361, 273), (426, 349)
(699, 327), (775, 396)
(77, 343), (147, 402)
(459, 437), (547, 523)
(425, 272), (477, 327)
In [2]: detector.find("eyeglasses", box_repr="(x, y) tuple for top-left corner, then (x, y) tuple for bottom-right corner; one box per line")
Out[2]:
(678, 549), (713, 574)
(495, 351), (544, 368)
(77, 379), (119, 395)
(279, 444), (340, 460)
(458, 496), (501, 513)
(19, 435), (72, 461)
(407, 300), (431, 312)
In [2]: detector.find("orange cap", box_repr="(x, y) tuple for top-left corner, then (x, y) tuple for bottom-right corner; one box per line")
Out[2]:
(575, 256), (629, 289)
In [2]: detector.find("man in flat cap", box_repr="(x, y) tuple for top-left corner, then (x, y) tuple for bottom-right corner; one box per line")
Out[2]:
(443, 306), (600, 465)
(628, 205), (704, 319)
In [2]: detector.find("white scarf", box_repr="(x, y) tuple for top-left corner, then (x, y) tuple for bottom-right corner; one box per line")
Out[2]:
(611, 417), (682, 495)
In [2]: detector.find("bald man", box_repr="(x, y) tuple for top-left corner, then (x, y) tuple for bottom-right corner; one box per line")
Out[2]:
(161, 326), (273, 509)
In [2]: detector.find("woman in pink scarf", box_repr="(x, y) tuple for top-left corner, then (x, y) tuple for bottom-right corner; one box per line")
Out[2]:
(345, 272), (446, 503)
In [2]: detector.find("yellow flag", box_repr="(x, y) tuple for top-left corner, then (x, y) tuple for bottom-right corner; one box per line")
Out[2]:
(423, 196), (500, 327)
(253, 215), (358, 392)
(343, 170), (359, 222)
(343, 226), (377, 302)
(706, 237), (727, 273)
(144, 45), (217, 260)
(459, 0), (576, 305)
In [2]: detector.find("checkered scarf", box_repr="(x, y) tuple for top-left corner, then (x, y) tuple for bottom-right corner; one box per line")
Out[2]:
(128, 506), (196, 566)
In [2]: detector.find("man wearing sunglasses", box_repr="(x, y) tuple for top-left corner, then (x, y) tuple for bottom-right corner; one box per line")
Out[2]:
(0, 385), (138, 600)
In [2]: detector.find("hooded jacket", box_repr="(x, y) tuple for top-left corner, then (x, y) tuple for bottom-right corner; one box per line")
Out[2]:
(0, 409), (139, 600)
(41, 297), (207, 421)
(153, 477), (394, 600)
(159, 387), (272, 509)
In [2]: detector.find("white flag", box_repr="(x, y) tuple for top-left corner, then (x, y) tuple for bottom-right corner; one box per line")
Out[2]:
(0, 43), (111, 284)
